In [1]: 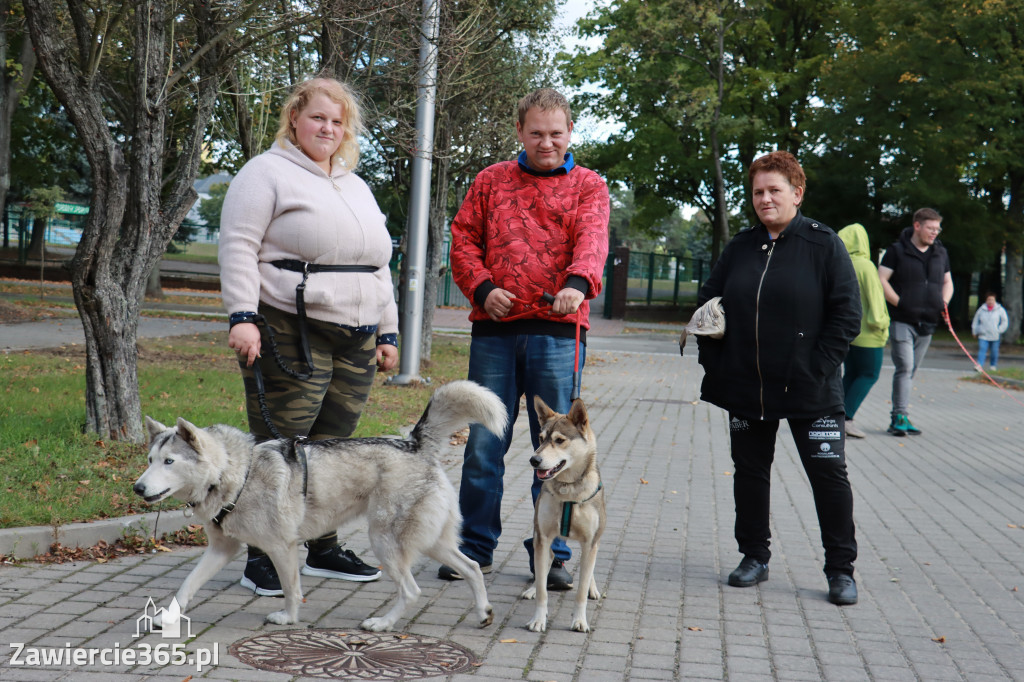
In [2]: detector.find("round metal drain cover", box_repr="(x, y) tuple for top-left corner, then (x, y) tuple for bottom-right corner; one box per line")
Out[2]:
(228, 629), (479, 680)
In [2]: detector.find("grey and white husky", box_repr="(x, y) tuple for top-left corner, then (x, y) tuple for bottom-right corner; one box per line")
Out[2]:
(133, 380), (505, 632)
(522, 396), (606, 633)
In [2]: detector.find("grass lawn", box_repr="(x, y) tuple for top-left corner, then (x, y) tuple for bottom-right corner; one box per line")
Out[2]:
(0, 332), (472, 529)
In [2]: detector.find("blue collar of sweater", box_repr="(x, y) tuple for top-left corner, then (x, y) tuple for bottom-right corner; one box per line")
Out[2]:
(517, 151), (575, 176)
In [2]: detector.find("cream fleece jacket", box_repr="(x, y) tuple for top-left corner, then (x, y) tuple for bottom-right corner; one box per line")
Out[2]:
(219, 141), (398, 335)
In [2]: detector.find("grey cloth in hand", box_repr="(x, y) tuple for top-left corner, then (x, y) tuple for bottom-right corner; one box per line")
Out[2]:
(679, 296), (725, 355)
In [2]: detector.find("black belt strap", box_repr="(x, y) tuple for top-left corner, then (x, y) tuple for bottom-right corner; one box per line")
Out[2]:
(269, 260), (379, 371)
(270, 259), (378, 274)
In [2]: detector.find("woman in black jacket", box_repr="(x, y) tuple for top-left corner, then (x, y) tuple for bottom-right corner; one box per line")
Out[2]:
(696, 151), (861, 605)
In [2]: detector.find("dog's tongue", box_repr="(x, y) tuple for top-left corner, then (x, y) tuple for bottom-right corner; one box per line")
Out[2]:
(537, 468), (555, 480)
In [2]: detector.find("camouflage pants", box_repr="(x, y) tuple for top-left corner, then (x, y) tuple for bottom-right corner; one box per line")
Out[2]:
(238, 304), (378, 441)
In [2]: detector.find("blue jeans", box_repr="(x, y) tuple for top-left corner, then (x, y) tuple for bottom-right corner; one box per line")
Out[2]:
(890, 321), (932, 417)
(978, 338), (1000, 367)
(458, 334), (585, 568)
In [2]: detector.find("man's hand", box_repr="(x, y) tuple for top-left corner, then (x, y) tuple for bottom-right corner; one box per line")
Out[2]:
(484, 288), (516, 321)
(228, 323), (261, 367)
(376, 344), (398, 371)
(551, 288), (585, 316)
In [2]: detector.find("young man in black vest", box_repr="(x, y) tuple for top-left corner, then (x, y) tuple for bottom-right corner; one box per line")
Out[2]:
(878, 208), (953, 436)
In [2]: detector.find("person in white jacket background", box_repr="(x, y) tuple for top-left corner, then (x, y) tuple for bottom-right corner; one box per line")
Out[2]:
(971, 293), (1009, 371)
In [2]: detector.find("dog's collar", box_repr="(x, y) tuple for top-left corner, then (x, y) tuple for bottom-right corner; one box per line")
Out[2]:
(208, 463), (253, 527)
(560, 481), (602, 537)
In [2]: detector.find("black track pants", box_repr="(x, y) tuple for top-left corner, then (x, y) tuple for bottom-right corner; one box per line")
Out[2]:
(728, 412), (857, 576)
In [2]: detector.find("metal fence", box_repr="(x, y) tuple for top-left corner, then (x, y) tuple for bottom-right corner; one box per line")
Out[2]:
(625, 251), (708, 306)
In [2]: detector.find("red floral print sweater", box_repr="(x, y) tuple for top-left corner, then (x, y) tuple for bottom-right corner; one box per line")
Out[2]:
(450, 160), (610, 339)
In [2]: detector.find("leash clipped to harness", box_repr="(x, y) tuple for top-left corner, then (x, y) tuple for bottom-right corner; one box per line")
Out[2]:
(560, 482), (603, 537)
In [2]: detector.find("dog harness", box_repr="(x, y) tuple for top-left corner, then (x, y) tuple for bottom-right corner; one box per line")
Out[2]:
(560, 481), (603, 537)
(184, 440), (308, 525)
(185, 461), (253, 526)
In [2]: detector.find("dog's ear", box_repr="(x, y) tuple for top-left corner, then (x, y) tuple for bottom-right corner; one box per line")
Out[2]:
(534, 395), (557, 424)
(175, 417), (210, 455)
(145, 416), (168, 441)
(568, 399), (589, 430)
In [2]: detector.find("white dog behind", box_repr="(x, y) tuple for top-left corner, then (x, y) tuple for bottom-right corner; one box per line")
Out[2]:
(134, 380), (506, 632)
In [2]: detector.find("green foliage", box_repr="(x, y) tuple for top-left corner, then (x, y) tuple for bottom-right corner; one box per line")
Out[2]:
(196, 182), (229, 229)
(561, 0), (842, 259)
(25, 185), (64, 219)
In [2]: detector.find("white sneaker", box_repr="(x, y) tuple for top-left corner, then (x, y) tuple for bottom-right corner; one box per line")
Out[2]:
(990, 366), (998, 372)
(845, 420), (866, 439)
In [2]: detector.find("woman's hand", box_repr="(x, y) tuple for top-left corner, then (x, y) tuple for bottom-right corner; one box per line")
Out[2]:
(376, 344), (398, 371)
(228, 323), (262, 367)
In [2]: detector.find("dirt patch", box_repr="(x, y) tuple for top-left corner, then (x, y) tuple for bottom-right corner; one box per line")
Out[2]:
(0, 299), (57, 324)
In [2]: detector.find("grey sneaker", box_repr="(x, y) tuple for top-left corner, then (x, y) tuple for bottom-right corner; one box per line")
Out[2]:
(845, 420), (866, 439)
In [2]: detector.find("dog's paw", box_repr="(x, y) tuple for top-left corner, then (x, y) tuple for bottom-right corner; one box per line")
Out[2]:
(479, 605), (494, 628)
(588, 584), (601, 600)
(526, 613), (547, 632)
(265, 610), (296, 625)
(521, 584), (537, 600)
(151, 612), (164, 631)
(570, 617), (591, 633)
(360, 617), (394, 632)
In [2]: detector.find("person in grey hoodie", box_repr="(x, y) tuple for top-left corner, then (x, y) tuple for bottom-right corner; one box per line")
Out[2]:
(972, 293), (1009, 371)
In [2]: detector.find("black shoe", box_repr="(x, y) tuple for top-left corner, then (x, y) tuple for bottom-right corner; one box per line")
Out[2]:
(437, 562), (493, 580)
(727, 556), (769, 587)
(827, 573), (858, 605)
(546, 559), (573, 591)
(241, 553), (284, 597)
(302, 543), (382, 582)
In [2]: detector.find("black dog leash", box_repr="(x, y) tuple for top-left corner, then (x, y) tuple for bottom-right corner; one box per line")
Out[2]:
(236, 260), (376, 495)
(270, 259), (378, 372)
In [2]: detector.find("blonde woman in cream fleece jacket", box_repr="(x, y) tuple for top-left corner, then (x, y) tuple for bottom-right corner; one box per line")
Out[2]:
(218, 77), (397, 595)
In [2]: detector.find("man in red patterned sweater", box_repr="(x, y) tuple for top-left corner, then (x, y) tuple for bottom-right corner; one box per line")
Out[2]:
(439, 88), (610, 590)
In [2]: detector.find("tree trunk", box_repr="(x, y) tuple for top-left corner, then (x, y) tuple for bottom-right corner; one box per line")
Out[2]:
(26, 0), (217, 442)
(145, 264), (164, 299)
(1005, 171), (1024, 344)
(422, 145), (452, 364)
(1004, 245), (1023, 344)
(0, 11), (36, 245)
(26, 215), (45, 259)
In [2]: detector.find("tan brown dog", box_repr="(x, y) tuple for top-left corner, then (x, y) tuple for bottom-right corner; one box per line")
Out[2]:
(522, 396), (605, 632)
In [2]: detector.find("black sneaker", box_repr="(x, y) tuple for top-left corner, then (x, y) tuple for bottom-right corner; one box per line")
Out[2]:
(302, 543), (382, 582)
(437, 562), (493, 580)
(546, 559), (573, 591)
(241, 553), (284, 597)
(727, 556), (769, 587)
(826, 573), (858, 605)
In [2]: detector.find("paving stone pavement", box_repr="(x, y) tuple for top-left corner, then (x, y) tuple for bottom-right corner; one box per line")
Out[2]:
(2, 346), (1024, 681)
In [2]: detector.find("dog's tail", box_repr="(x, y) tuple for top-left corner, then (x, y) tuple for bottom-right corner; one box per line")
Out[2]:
(411, 380), (507, 450)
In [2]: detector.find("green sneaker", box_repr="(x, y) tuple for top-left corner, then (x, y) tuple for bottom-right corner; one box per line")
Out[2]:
(888, 414), (921, 437)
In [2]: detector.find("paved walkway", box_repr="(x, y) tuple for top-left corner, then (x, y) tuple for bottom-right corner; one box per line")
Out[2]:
(3, 321), (1024, 680)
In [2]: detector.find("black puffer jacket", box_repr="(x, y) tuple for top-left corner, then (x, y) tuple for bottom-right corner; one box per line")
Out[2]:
(879, 226), (950, 334)
(696, 212), (861, 420)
